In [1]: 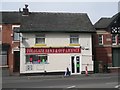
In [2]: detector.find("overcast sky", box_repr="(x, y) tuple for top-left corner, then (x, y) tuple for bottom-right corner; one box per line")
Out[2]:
(0, 1), (120, 24)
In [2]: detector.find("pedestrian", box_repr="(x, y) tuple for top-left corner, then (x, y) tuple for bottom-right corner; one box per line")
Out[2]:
(66, 67), (70, 76)
(64, 67), (70, 76)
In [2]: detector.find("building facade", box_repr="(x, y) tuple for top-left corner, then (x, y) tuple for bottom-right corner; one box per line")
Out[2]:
(0, 12), (21, 75)
(16, 10), (95, 75)
(20, 33), (94, 75)
(94, 12), (120, 73)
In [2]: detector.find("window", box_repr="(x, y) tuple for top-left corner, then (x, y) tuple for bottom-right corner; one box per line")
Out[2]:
(35, 34), (45, 44)
(1, 51), (8, 66)
(70, 35), (79, 44)
(13, 32), (20, 41)
(112, 34), (117, 45)
(12, 26), (20, 41)
(118, 34), (120, 45)
(0, 25), (2, 32)
(26, 54), (48, 64)
(0, 25), (2, 42)
(98, 35), (103, 45)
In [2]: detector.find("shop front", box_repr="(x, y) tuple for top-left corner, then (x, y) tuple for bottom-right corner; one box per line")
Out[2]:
(20, 47), (82, 75)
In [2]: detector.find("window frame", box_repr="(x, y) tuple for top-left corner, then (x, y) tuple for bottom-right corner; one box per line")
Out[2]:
(0, 25), (2, 43)
(112, 34), (117, 45)
(98, 34), (103, 45)
(70, 35), (79, 44)
(118, 34), (120, 45)
(12, 25), (20, 41)
(35, 34), (45, 44)
(0, 25), (2, 32)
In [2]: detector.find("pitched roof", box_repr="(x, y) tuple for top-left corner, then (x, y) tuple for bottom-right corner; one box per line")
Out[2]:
(94, 18), (111, 29)
(19, 12), (95, 33)
(94, 12), (120, 29)
(0, 12), (21, 24)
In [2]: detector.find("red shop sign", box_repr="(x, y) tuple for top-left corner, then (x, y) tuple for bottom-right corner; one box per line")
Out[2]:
(26, 48), (81, 54)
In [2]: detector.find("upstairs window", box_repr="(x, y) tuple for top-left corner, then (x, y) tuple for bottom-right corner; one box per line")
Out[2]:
(13, 32), (20, 41)
(12, 25), (20, 41)
(35, 34), (45, 44)
(70, 35), (79, 44)
(98, 35), (103, 45)
(118, 34), (120, 45)
(112, 34), (117, 45)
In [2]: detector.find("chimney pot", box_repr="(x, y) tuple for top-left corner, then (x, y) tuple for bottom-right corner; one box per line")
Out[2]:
(22, 4), (29, 16)
(25, 4), (28, 8)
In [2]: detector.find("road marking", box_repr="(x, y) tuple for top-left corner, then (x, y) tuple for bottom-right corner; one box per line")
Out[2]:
(67, 85), (76, 88)
(115, 85), (120, 88)
(106, 82), (117, 84)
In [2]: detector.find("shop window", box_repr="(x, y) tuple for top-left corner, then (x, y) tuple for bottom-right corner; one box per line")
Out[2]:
(112, 34), (117, 45)
(98, 35), (103, 45)
(26, 54), (48, 64)
(70, 35), (79, 44)
(35, 34), (45, 44)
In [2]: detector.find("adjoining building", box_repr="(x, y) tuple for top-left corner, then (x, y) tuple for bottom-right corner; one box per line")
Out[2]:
(15, 6), (95, 75)
(94, 12), (120, 73)
(0, 12), (21, 75)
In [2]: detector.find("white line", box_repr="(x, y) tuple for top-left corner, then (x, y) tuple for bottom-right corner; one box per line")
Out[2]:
(67, 85), (76, 88)
(106, 82), (117, 84)
(115, 85), (120, 88)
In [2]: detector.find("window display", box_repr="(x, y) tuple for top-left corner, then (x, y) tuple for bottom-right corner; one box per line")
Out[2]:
(26, 54), (47, 64)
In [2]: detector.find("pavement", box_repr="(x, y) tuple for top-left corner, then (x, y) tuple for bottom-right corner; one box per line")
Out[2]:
(1, 68), (119, 83)
(2, 72), (119, 80)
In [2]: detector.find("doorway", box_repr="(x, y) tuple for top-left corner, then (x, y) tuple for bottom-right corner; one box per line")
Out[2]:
(71, 56), (81, 75)
(112, 48), (120, 67)
(13, 51), (20, 72)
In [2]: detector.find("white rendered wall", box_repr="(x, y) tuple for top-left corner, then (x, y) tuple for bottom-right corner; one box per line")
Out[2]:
(20, 33), (93, 74)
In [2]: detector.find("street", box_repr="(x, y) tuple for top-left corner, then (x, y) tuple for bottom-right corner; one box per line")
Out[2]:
(1, 73), (120, 89)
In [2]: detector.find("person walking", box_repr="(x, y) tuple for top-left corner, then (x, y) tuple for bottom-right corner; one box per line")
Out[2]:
(64, 67), (70, 76)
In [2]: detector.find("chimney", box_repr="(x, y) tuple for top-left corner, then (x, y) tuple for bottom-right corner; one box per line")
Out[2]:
(19, 8), (22, 13)
(23, 4), (29, 16)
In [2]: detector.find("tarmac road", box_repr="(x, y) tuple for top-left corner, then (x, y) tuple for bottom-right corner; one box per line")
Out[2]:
(1, 73), (120, 89)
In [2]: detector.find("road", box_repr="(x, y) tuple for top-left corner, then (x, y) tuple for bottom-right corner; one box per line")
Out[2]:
(1, 73), (120, 89)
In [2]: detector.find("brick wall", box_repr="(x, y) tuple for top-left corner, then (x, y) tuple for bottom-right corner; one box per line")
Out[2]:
(94, 30), (112, 66)
(2, 24), (12, 44)
(95, 47), (112, 64)
(2, 24), (20, 75)
(103, 34), (112, 45)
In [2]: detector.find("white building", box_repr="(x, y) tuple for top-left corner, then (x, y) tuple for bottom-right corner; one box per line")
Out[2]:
(16, 8), (95, 75)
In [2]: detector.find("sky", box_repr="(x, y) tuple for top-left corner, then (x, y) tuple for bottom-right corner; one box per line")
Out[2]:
(0, 0), (120, 24)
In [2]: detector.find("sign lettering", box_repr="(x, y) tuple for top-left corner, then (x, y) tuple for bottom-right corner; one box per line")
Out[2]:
(26, 48), (81, 54)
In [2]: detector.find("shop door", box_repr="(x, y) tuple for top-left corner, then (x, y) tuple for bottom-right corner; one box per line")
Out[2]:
(13, 51), (20, 72)
(71, 56), (81, 74)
